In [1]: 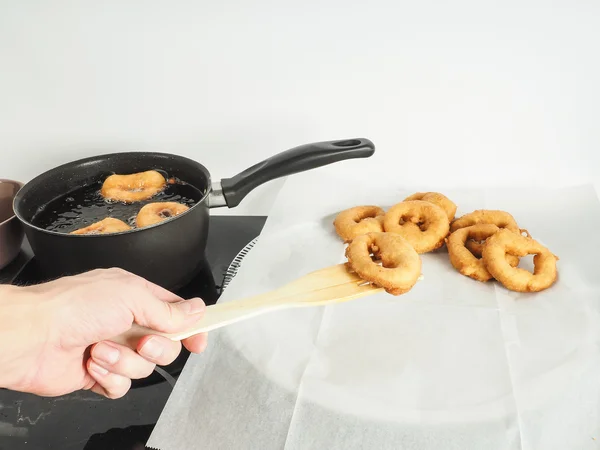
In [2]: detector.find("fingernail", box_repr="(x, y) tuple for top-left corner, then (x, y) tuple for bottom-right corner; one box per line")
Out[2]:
(178, 298), (206, 315)
(89, 360), (109, 376)
(139, 336), (164, 360)
(94, 343), (120, 365)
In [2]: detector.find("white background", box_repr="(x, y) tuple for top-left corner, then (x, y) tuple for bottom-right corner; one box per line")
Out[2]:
(1, 0), (599, 215)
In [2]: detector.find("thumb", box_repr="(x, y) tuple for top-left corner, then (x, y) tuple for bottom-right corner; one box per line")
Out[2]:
(128, 295), (206, 334)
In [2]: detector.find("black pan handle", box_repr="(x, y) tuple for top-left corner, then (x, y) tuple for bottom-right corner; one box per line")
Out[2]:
(211, 138), (375, 208)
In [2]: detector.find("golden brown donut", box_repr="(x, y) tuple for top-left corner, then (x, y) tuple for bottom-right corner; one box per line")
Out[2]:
(403, 192), (457, 222)
(450, 209), (520, 234)
(70, 217), (131, 235)
(383, 200), (450, 253)
(345, 232), (422, 295)
(333, 205), (385, 242)
(466, 228), (531, 257)
(481, 229), (558, 292)
(451, 209), (525, 257)
(136, 201), (190, 228)
(101, 170), (166, 203)
(446, 224), (519, 282)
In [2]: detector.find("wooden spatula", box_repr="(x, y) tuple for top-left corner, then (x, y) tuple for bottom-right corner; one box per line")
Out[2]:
(111, 263), (383, 349)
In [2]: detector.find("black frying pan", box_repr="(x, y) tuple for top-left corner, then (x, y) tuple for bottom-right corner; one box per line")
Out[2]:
(13, 138), (375, 290)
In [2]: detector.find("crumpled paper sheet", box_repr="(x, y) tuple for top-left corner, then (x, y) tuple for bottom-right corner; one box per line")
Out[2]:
(147, 172), (600, 450)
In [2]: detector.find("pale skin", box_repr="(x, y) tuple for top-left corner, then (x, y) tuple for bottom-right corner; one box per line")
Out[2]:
(0, 268), (208, 399)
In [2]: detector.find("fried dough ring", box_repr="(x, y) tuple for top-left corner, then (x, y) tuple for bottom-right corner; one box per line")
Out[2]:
(70, 217), (131, 235)
(450, 209), (520, 234)
(447, 224), (519, 282)
(450, 209), (527, 256)
(404, 192), (457, 222)
(101, 170), (166, 203)
(482, 229), (558, 292)
(465, 239), (522, 263)
(136, 201), (190, 228)
(383, 200), (449, 253)
(334, 205), (385, 242)
(345, 232), (421, 295)
(465, 228), (531, 257)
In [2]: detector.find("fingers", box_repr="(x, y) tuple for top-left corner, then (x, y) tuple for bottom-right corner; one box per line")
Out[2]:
(91, 337), (184, 376)
(127, 295), (207, 334)
(87, 359), (131, 399)
(91, 341), (156, 379)
(87, 336), (188, 399)
(78, 267), (210, 402)
(85, 267), (207, 334)
(137, 335), (183, 365)
(182, 332), (208, 354)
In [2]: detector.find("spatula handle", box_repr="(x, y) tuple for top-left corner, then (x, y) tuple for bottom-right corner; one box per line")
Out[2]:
(109, 298), (294, 350)
(109, 263), (375, 350)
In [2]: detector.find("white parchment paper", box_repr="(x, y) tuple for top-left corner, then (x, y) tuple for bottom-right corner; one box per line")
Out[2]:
(147, 172), (600, 450)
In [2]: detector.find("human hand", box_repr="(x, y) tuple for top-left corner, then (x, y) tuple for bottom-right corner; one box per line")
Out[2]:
(0, 268), (207, 399)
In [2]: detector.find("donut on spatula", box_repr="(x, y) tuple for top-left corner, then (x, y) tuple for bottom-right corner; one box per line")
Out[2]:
(345, 232), (422, 295)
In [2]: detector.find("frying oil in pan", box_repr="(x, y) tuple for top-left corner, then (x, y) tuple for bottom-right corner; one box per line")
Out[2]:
(32, 171), (204, 233)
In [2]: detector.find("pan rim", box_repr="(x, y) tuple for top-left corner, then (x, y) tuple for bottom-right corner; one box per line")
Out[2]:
(12, 151), (213, 238)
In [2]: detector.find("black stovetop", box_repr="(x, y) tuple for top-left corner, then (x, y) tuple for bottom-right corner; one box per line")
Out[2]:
(0, 216), (266, 450)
